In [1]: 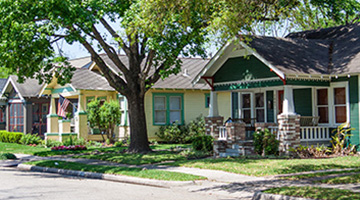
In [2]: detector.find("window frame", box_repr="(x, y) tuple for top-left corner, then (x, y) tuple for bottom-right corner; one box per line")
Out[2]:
(331, 82), (349, 125)
(153, 93), (184, 125)
(205, 93), (210, 108)
(315, 88), (330, 124)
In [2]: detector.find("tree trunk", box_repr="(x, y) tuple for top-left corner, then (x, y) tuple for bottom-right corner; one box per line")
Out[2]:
(127, 93), (152, 153)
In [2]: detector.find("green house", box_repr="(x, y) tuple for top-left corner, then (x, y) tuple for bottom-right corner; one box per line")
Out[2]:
(194, 24), (360, 156)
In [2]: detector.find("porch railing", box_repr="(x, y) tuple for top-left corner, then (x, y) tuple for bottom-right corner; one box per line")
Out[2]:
(300, 126), (330, 142)
(218, 126), (227, 140)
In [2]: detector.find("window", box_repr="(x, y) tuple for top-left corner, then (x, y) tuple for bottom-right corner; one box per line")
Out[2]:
(9, 103), (24, 133)
(153, 93), (183, 125)
(334, 87), (347, 123)
(205, 94), (210, 108)
(241, 93), (251, 122)
(317, 89), (329, 123)
(0, 107), (5, 123)
(119, 95), (128, 126)
(255, 93), (265, 122)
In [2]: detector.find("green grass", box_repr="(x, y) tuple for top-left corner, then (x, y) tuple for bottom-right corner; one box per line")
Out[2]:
(74, 150), (189, 165)
(150, 144), (191, 150)
(0, 142), (50, 154)
(264, 186), (360, 200)
(25, 160), (205, 181)
(280, 169), (360, 180)
(165, 156), (360, 176)
(316, 173), (360, 184)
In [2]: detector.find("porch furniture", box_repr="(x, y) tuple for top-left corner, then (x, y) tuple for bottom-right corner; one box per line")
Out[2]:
(300, 116), (320, 126)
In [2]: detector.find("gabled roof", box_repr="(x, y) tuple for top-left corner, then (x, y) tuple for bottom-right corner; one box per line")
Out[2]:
(86, 55), (210, 90)
(70, 69), (115, 91)
(1, 76), (44, 100)
(194, 23), (360, 85)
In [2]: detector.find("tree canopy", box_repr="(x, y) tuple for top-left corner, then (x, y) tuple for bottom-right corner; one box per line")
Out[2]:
(0, 0), (301, 152)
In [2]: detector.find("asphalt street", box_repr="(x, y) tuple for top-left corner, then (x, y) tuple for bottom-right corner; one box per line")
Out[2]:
(0, 167), (227, 200)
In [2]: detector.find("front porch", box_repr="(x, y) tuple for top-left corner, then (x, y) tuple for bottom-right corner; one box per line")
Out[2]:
(205, 80), (347, 157)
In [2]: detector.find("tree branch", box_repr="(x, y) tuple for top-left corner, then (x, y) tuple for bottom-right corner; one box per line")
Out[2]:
(99, 17), (130, 55)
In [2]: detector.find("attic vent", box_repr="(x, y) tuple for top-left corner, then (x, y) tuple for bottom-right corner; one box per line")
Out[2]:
(182, 69), (190, 78)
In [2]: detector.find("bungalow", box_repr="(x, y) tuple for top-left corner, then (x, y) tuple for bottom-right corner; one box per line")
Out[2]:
(41, 55), (219, 141)
(0, 76), (49, 136)
(193, 23), (360, 156)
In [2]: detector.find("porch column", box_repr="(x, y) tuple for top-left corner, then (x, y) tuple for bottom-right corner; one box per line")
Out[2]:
(46, 96), (59, 141)
(209, 91), (219, 117)
(278, 85), (300, 155)
(75, 93), (88, 140)
(282, 85), (295, 115)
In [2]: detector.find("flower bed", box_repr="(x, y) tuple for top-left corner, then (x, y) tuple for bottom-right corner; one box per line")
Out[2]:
(51, 145), (87, 151)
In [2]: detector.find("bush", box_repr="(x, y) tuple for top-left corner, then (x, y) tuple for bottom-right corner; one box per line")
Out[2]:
(45, 139), (63, 148)
(51, 145), (87, 151)
(0, 153), (16, 160)
(155, 123), (188, 143)
(0, 131), (24, 143)
(331, 123), (357, 155)
(114, 141), (123, 147)
(253, 128), (279, 156)
(155, 116), (206, 144)
(20, 134), (42, 145)
(191, 135), (213, 152)
(63, 136), (86, 146)
(290, 144), (331, 158)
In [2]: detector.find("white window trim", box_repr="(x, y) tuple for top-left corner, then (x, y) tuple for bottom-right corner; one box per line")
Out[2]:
(331, 82), (350, 126)
(314, 87), (330, 125)
(233, 90), (267, 123)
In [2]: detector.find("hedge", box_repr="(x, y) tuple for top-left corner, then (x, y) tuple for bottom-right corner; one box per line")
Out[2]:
(0, 130), (24, 143)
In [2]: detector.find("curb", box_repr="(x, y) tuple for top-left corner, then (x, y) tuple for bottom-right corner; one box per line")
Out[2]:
(17, 164), (199, 188)
(252, 191), (315, 200)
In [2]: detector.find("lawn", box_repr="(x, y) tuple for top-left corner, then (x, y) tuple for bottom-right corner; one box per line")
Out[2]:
(73, 150), (190, 165)
(280, 169), (360, 180)
(264, 186), (360, 200)
(25, 160), (205, 181)
(316, 173), (360, 184)
(0, 142), (50, 154)
(165, 156), (360, 176)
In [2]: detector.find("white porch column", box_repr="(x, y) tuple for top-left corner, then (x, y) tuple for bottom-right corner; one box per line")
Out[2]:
(209, 91), (219, 117)
(282, 85), (296, 115)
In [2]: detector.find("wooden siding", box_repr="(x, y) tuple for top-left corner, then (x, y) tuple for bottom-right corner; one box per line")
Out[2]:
(349, 76), (359, 147)
(294, 88), (312, 116)
(213, 56), (277, 83)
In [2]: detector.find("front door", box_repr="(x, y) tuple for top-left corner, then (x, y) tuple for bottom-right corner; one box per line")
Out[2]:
(278, 90), (284, 114)
(32, 103), (49, 137)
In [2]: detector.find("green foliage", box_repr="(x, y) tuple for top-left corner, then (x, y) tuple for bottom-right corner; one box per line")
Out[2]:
(45, 139), (63, 148)
(191, 135), (213, 152)
(155, 116), (206, 144)
(0, 153), (16, 160)
(87, 100), (121, 144)
(331, 123), (357, 155)
(253, 129), (279, 156)
(290, 144), (331, 158)
(20, 134), (42, 145)
(114, 141), (123, 147)
(63, 136), (86, 147)
(0, 131), (24, 144)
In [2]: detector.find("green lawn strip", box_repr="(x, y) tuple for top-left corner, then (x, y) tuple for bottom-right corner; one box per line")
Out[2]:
(0, 142), (49, 154)
(150, 144), (191, 150)
(74, 150), (188, 165)
(165, 156), (360, 177)
(280, 169), (360, 180)
(264, 186), (360, 200)
(25, 160), (205, 181)
(34, 146), (127, 157)
(316, 173), (360, 184)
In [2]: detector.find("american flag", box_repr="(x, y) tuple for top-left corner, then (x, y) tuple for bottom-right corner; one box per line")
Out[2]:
(57, 95), (70, 118)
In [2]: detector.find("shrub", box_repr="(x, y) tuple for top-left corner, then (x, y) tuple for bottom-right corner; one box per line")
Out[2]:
(155, 116), (206, 144)
(20, 134), (42, 145)
(114, 141), (123, 147)
(191, 135), (213, 152)
(63, 136), (86, 146)
(290, 144), (331, 158)
(0, 131), (24, 143)
(0, 153), (16, 160)
(253, 128), (279, 156)
(45, 139), (63, 148)
(155, 122), (188, 143)
(331, 123), (357, 155)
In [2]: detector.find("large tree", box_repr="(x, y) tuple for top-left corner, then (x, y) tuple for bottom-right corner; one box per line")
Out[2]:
(0, 0), (297, 153)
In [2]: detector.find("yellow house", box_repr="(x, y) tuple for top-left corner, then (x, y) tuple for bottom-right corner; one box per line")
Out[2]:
(42, 55), (231, 141)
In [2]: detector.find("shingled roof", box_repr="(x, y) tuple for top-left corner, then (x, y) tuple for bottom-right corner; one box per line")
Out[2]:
(70, 69), (115, 91)
(80, 55), (210, 90)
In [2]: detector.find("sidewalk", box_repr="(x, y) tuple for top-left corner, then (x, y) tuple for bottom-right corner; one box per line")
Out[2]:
(4, 153), (360, 199)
